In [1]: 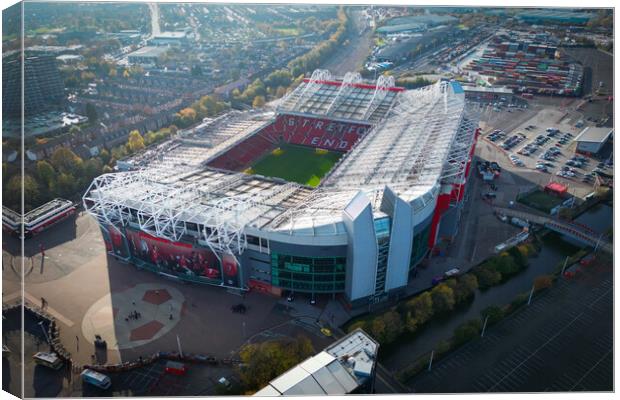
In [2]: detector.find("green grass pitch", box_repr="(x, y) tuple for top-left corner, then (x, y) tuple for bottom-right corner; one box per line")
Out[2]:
(250, 144), (343, 187)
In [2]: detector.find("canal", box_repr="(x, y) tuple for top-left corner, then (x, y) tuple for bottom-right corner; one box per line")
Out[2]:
(384, 204), (612, 372)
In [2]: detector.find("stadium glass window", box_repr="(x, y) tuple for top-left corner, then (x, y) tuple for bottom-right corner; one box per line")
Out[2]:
(185, 222), (198, 232)
(246, 235), (260, 246)
(270, 252), (346, 293)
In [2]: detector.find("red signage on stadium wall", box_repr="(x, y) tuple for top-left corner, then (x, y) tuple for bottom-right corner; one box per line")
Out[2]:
(125, 228), (222, 281)
(137, 230), (193, 249)
(274, 114), (371, 152)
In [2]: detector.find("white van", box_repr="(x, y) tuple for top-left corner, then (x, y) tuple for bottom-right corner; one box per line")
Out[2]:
(33, 352), (63, 370)
(81, 369), (112, 389)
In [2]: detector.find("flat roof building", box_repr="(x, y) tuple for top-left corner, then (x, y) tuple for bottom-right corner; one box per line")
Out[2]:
(574, 127), (613, 155)
(254, 329), (379, 395)
(148, 31), (189, 46)
(127, 46), (168, 66)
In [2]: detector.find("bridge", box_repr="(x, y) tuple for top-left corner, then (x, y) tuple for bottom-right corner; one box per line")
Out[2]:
(494, 207), (612, 254)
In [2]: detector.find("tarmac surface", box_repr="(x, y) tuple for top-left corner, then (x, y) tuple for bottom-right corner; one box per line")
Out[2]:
(406, 262), (613, 393)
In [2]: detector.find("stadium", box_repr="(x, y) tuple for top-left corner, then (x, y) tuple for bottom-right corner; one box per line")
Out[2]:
(84, 70), (480, 307)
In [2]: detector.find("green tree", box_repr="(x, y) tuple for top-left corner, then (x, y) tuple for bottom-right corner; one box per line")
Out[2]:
(381, 310), (404, 344)
(56, 172), (76, 198)
(36, 160), (56, 187)
(23, 174), (41, 211)
(452, 319), (482, 346)
(238, 336), (314, 393)
(473, 265), (502, 289)
(431, 283), (456, 314)
(481, 305), (504, 326)
(51, 147), (83, 175)
(127, 130), (145, 153)
(99, 149), (111, 165)
(404, 291), (433, 333)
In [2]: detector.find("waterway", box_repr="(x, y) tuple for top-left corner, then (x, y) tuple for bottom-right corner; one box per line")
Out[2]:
(384, 204), (612, 371)
(574, 203), (613, 234)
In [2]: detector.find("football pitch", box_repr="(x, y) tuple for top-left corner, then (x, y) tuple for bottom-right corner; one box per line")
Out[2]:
(249, 144), (343, 187)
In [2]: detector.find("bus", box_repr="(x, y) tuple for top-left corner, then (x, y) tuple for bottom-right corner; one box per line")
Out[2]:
(33, 352), (64, 370)
(3, 199), (76, 239)
(81, 369), (112, 389)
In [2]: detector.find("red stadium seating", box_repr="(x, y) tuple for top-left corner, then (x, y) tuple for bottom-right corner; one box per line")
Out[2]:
(208, 114), (371, 171)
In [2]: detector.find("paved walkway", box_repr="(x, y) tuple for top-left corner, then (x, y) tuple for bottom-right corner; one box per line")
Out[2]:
(81, 283), (185, 350)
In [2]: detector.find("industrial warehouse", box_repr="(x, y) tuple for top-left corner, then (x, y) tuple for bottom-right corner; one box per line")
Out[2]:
(83, 70), (479, 308)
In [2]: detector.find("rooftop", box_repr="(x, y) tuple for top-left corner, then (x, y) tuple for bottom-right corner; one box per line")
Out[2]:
(127, 46), (168, 58)
(254, 329), (379, 396)
(575, 127), (613, 144)
(152, 31), (187, 39)
(462, 85), (514, 94)
(276, 70), (403, 124)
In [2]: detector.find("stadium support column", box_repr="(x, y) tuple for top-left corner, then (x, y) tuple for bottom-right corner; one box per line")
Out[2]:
(381, 186), (413, 292)
(428, 185), (452, 250)
(342, 192), (378, 305)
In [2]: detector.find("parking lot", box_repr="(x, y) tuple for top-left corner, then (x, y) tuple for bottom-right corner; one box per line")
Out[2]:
(407, 263), (613, 393)
(477, 99), (613, 196)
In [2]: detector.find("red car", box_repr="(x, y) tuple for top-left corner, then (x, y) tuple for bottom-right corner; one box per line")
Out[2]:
(165, 361), (187, 376)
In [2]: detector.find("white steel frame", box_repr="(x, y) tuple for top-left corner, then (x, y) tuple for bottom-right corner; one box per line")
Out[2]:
(84, 73), (479, 245)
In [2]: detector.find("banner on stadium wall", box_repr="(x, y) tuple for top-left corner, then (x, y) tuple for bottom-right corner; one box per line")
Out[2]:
(125, 229), (221, 281)
(106, 225), (128, 258)
(222, 253), (240, 287)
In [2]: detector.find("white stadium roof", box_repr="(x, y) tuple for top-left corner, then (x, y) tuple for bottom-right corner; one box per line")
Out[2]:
(84, 72), (478, 258)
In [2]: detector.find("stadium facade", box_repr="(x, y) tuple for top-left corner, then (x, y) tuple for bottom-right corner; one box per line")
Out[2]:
(84, 70), (479, 307)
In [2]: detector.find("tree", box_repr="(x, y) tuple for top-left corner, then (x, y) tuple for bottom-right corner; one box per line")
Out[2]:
(451, 274), (478, 304)
(368, 311), (403, 345)
(252, 95), (266, 108)
(481, 306), (504, 326)
(534, 275), (553, 291)
(404, 291), (433, 333)
(85, 103), (98, 122)
(4, 175), (23, 211)
(381, 310), (404, 344)
(22, 174), (41, 211)
(452, 319), (482, 346)
(238, 336), (314, 393)
(127, 130), (145, 153)
(473, 264), (502, 289)
(99, 149), (111, 165)
(69, 125), (82, 136)
(56, 172), (76, 198)
(430, 283), (456, 314)
(36, 160), (56, 187)
(51, 147), (83, 175)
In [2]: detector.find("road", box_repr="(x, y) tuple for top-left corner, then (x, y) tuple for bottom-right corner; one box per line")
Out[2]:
(406, 262), (613, 392)
(148, 3), (161, 38)
(320, 8), (373, 76)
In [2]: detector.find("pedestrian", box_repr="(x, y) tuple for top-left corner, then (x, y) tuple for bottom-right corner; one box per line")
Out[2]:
(169, 313), (173, 320)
